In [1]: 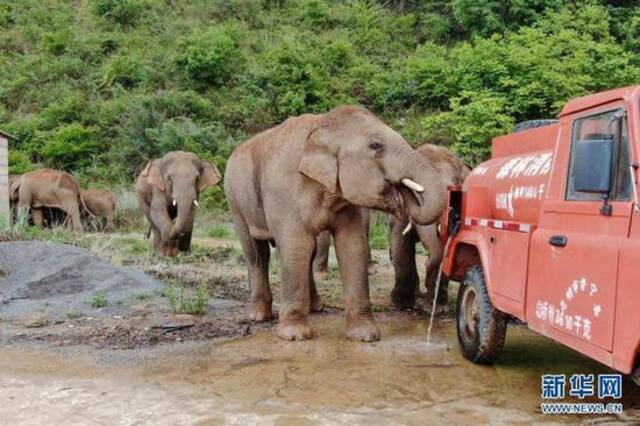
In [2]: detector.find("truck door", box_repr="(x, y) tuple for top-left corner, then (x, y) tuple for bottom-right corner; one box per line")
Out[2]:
(527, 107), (632, 352)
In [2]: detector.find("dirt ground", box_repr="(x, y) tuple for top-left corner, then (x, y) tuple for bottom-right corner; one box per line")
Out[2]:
(1, 233), (639, 425)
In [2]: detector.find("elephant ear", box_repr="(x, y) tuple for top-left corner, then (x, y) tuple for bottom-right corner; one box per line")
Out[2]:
(143, 160), (165, 192)
(198, 161), (222, 191)
(298, 126), (338, 193)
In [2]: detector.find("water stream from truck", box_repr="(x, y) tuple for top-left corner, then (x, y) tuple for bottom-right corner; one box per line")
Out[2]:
(427, 234), (454, 344)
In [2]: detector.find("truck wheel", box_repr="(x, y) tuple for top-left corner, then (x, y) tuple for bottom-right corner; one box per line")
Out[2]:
(513, 119), (558, 133)
(456, 265), (507, 364)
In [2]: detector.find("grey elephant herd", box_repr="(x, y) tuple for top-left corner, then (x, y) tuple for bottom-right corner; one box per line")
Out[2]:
(10, 105), (469, 343)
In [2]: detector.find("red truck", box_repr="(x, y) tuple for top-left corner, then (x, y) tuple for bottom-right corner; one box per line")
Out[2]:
(442, 86), (640, 383)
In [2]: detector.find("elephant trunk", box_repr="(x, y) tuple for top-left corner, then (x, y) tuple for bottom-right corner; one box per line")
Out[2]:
(169, 187), (197, 240)
(389, 143), (454, 226)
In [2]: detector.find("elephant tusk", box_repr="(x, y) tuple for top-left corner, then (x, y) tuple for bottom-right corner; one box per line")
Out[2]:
(193, 200), (199, 207)
(401, 178), (424, 193)
(402, 222), (412, 236)
(172, 199), (177, 206)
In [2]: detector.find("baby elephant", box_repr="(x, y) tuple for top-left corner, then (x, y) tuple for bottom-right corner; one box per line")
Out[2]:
(136, 151), (221, 256)
(81, 189), (117, 232)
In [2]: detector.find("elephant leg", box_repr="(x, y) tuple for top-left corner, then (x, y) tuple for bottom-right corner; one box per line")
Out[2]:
(165, 239), (179, 257)
(178, 225), (193, 253)
(105, 213), (115, 233)
(312, 231), (331, 274)
(275, 228), (315, 340)
(233, 217), (273, 322)
(362, 208), (372, 267)
(389, 216), (419, 310)
(152, 227), (164, 255)
(31, 208), (44, 228)
(333, 207), (380, 342)
(308, 243), (323, 313)
(16, 196), (31, 225)
(416, 224), (449, 310)
(63, 200), (83, 233)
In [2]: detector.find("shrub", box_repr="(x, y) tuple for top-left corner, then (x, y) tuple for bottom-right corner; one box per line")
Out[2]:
(8, 150), (37, 175)
(42, 30), (74, 55)
(176, 27), (243, 87)
(93, 0), (145, 27)
(40, 123), (102, 171)
(89, 292), (108, 308)
(101, 54), (147, 88)
(166, 283), (208, 315)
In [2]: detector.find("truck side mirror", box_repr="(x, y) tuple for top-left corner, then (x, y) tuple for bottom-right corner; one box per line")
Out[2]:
(572, 138), (614, 194)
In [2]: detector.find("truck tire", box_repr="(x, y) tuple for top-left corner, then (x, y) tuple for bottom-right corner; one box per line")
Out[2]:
(456, 265), (507, 364)
(632, 366), (640, 387)
(513, 119), (558, 133)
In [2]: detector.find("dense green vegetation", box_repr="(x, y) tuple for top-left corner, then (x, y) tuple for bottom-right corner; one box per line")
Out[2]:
(2, 0), (639, 201)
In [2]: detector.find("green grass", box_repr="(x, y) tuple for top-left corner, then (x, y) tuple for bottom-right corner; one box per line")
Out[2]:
(368, 215), (388, 250)
(88, 292), (108, 308)
(0, 222), (90, 247)
(66, 310), (83, 319)
(112, 236), (149, 255)
(165, 283), (208, 315)
(189, 244), (245, 264)
(134, 291), (152, 301)
(206, 225), (233, 239)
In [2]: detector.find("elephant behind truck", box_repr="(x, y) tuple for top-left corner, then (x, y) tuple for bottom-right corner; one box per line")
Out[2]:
(388, 144), (470, 312)
(136, 151), (221, 256)
(225, 106), (456, 342)
(314, 145), (469, 314)
(81, 189), (117, 232)
(10, 169), (90, 232)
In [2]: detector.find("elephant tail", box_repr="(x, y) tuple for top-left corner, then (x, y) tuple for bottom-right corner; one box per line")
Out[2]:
(79, 193), (96, 218)
(145, 224), (151, 239)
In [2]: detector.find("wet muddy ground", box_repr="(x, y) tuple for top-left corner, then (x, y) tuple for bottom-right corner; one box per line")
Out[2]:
(3, 313), (640, 425)
(1, 234), (640, 424)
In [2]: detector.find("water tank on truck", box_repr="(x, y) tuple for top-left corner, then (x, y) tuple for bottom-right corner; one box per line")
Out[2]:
(462, 123), (560, 227)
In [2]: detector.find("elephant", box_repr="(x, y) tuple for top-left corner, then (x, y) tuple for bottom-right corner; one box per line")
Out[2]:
(10, 169), (89, 232)
(388, 144), (470, 312)
(135, 151), (221, 256)
(81, 189), (117, 232)
(8, 174), (19, 219)
(312, 208), (371, 274)
(224, 106), (456, 342)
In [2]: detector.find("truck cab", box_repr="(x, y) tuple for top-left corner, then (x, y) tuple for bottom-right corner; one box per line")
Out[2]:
(443, 86), (640, 381)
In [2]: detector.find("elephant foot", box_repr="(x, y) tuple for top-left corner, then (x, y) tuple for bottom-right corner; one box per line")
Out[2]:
(425, 303), (450, 316)
(248, 302), (273, 322)
(277, 319), (313, 341)
(346, 315), (380, 342)
(391, 288), (416, 310)
(160, 242), (179, 257)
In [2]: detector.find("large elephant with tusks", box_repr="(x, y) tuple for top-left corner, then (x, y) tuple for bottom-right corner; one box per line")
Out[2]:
(224, 106), (457, 342)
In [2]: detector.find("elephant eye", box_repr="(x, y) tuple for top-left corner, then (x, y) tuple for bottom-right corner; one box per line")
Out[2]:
(369, 142), (383, 151)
